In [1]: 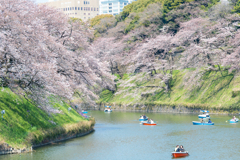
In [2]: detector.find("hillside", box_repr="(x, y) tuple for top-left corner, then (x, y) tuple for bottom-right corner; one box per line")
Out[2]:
(99, 69), (240, 111)
(90, 0), (240, 112)
(0, 88), (94, 149)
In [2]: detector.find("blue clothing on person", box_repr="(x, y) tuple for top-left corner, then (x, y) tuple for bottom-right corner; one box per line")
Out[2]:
(208, 119), (212, 123)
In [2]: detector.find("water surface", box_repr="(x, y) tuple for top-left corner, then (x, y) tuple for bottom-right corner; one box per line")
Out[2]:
(2, 111), (240, 160)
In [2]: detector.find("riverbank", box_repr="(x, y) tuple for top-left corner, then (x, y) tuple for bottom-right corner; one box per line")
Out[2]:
(94, 70), (240, 114)
(82, 103), (237, 114)
(0, 88), (95, 155)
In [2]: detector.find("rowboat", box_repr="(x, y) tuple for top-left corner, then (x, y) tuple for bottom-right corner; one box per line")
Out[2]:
(192, 121), (214, 125)
(198, 110), (210, 118)
(104, 106), (112, 112)
(229, 118), (239, 123)
(142, 122), (156, 125)
(230, 120), (237, 123)
(172, 152), (189, 158)
(139, 117), (148, 121)
(198, 114), (210, 118)
(104, 109), (112, 112)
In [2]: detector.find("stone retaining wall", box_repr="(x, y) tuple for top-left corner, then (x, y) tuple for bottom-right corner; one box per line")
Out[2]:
(82, 103), (233, 114)
(0, 129), (94, 156)
(32, 129), (94, 148)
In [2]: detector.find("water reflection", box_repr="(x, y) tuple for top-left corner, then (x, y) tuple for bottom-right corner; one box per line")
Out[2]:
(2, 111), (240, 160)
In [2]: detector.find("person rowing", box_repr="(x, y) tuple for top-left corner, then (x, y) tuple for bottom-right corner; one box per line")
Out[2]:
(179, 145), (185, 152)
(174, 145), (180, 152)
(231, 116), (236, 121)
(143, 114), (146, 119)
(150, 119), (154, 124)
(208, 119), (212, 123)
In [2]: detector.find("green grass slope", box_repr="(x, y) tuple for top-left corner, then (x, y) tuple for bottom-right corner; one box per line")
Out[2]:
(0, 88), (90, 148)
(98, 69), (240, 111)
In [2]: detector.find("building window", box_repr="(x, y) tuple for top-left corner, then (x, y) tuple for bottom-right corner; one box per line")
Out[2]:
(63, 8), (65, 11)
(109, 3), (112, 5)
(124, 3), (127, 5)
(75, 13), (77, 14)
(70, 7), (71, 10)
(84, 1), (85, 4)
(94, 8), (95, 11)
(88, 13), (90, 15)
(109, 7), (112, 9)
(81, 7), (83, 10)
(84, 13), (86, 15)
(84, 17), (86, 19)
(72, 7), (74, 10)
(84, 7), (85, 11)
(109, 10), (112, 12)
(88, 17), (90, 19)
(97, 8), (98, 11)
(75, 7), (77, 10)
(91, 7), (92, 11)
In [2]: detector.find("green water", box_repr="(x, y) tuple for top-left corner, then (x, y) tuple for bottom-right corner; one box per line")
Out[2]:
(2, 111), (240, 160)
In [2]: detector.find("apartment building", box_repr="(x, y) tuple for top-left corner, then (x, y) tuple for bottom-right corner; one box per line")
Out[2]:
(41, 0), (99, 20)
(99, 0), (136, 16)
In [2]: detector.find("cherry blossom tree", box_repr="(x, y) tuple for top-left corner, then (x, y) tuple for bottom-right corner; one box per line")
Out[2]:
(0, 0), (114, 109)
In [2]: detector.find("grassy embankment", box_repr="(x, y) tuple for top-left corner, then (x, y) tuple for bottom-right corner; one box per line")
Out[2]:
(98, 69), (240, 112)
(0, 88), (94, 149)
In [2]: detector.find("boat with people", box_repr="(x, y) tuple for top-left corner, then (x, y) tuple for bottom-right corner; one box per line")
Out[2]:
(139, 114), (148, 121)
(142, 119), (156, 125)
(82, 110), (88, 114)
(229, 116), (239, 123)
(172, 152), (189, 158)
(104, 106), (112, 112)
(198, 110), (210, 118)
(172, 145), (189, 158)
(192, 121), (214, 125)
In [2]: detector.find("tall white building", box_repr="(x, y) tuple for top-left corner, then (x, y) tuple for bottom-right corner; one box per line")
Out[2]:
(40, 0), (99, 20)
(99, 0), (136, 16)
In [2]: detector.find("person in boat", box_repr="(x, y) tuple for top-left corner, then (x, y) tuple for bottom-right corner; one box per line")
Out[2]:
(200, 118), (204, 123)
(143, 114), (146, 119)
(179, 145), (185, 152)
(174, 145), (180, 152)
(147, 118), (150, 123)
(150, 119), (154, 124)
(208, 119), (212, 123)
(231, 116), (236, 121)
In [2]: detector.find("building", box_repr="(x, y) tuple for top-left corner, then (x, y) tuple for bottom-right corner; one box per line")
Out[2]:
(99, 0), (136, 16)
(40, 0), (99, 20)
